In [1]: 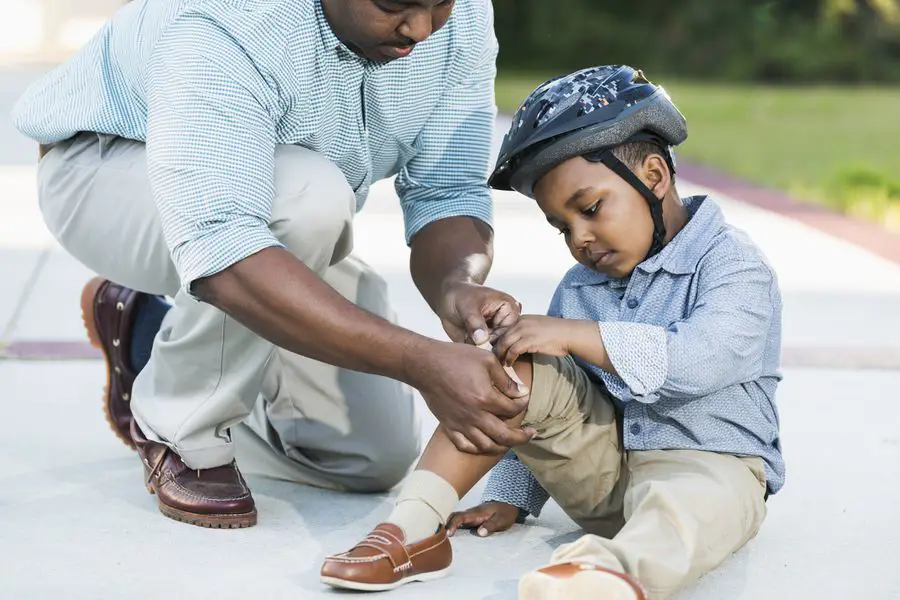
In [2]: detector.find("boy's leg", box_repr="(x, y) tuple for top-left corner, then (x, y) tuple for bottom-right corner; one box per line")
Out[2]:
(383, 356), (533, 543)
(320, 353), (624, 590)
(378, 352), (624, 539)
(532, 449), (768, 600)
(320, 356), (536, 590)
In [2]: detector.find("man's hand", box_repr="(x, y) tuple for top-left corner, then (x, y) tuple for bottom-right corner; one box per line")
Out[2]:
(439, 281), (521, 346)
(447, 501), (520, 537)
(412, 342), (533, 454)
(492, 315), (578, 365)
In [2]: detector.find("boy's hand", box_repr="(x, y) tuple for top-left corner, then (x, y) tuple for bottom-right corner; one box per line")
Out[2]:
(493, 315), (576, 365)
(447, 501), (520, 537)
(439, 281), (521, 346)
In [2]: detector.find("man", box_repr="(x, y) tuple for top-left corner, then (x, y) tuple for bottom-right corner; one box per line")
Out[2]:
(12, 0), (530, 529)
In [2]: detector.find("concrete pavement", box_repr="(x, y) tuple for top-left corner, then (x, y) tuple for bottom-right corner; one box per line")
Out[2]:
(1, 66), (899, 599)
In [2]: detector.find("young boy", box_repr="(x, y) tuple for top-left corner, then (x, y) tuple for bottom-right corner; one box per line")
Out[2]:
(320, 65), (784, 600)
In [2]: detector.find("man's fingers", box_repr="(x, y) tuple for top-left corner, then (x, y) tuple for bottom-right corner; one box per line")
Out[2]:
(447, 430), (480, 454)
(488, 326), (509, 344)
(480, 413), (533, 448)
(460, 426), (506, 455)
(442, 319), (468, 343)
(489, 359), (529, 400)
(464, 311), (490, 346)
(484, 386), (527, 419)
(490, 300), (521, 330)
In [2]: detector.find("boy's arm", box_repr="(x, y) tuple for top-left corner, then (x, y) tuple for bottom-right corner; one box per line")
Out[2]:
(481, 452), (551, 519)
(596, 255), (777, 403)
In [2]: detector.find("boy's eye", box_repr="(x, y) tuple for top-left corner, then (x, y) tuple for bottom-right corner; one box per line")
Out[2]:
(582, 200), (601, 216)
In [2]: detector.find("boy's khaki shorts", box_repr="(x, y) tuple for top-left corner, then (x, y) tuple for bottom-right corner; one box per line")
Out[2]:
(513, 354), (769, 600)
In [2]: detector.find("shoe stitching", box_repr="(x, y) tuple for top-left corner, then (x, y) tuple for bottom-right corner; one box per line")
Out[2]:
(325, 535), (447, 569)
(326, 555), (387, 565)
(408, 536), (449, 559)
(368, 529), (411, 567)
(163, 477), (251, 503)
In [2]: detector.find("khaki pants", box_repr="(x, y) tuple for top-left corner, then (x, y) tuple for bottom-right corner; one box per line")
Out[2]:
(515, 355), (769, 600)
(37, 133), (421, 492)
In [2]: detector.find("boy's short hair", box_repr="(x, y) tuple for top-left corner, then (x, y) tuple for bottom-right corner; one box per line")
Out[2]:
(610, 141), (675, 180)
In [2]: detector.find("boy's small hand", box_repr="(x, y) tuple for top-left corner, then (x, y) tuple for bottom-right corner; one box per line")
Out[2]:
(447, 501), (520, 538)
(493, 315), (572, 365)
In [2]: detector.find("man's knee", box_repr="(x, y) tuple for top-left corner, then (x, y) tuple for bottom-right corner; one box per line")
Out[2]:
(269, 145), (355, 272)
(341, 429), (422, 493)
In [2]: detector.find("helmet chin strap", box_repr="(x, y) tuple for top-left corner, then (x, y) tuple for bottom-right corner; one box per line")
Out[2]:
(586, 150), (667, 259)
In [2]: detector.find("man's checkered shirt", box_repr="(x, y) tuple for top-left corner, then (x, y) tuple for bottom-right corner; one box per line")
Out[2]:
(13, 0), (498, 291)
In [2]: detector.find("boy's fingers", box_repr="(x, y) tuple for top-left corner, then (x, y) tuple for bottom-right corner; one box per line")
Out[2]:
(447, 510), (488, 536)
(476, 513), (505, 537)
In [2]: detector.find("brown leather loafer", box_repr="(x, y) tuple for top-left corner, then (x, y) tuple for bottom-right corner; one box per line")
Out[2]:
(131, 420), (257, 529)
(80, 277), (144, 449)
(519, 562), (647, 600)
(320, 523), (452, 591)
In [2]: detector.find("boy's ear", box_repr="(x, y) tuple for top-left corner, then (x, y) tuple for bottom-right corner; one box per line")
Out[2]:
(640, 153), (671, 198)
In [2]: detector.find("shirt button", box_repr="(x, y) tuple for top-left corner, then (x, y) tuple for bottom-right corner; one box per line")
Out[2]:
(630, 422), (642, 435)
(626, 297), (639, 309)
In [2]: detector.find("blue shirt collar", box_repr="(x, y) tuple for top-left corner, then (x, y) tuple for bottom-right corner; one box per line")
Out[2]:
(564, 195), (724, 288)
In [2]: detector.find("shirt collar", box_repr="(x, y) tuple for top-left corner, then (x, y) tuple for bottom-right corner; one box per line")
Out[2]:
(316, 0), (352, 55)
(563, 195), (723, 288)
(638, 195), (723, 275)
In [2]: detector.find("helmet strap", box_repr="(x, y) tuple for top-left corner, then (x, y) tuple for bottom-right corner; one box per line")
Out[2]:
(587, 150), (667, 259)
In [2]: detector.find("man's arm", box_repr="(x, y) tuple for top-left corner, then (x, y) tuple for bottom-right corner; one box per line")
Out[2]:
(411, 216), (493, 314)
(146, 14), (530, 453)
(400, 4), (519, 345)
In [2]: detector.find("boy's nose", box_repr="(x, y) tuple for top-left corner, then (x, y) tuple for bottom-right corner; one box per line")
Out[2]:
(571, 225), (594, 249)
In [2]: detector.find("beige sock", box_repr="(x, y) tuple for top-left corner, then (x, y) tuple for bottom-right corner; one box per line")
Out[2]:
(387, 470), (460, 543)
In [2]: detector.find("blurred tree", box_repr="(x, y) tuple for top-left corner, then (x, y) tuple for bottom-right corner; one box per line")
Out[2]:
(491, 0), (900, 82)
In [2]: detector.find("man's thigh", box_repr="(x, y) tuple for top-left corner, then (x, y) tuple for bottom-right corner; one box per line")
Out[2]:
(37, 136), (357, 295)
(244, 255), (422, 492)
(38, 133), (179, 295)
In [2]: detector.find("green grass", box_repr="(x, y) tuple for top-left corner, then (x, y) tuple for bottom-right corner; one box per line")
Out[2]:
(496, 75), (900, 232)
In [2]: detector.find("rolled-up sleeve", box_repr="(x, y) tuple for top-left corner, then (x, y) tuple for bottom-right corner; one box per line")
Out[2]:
(396, 10), (498, 243)
(598, 258), (776, 402)
(145, 14), (283, 295)
(481, 452), (551, 518)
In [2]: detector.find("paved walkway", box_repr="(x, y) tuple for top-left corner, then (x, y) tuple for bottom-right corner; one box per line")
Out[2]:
(1, 67), (899, 599)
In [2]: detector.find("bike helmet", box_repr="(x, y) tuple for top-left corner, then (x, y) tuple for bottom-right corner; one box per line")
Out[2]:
(489, 65), (687, 258)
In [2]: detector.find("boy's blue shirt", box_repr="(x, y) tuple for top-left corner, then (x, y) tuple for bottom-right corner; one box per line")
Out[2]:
(483, 195), (785, 517)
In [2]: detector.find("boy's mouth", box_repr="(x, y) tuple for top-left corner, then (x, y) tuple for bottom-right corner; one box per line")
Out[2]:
(588, 250), (614, 269)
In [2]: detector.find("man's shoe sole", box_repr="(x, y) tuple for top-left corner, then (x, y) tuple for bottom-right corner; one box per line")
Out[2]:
(80, 276), (136, 450)
(146, 477), (258, 529)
